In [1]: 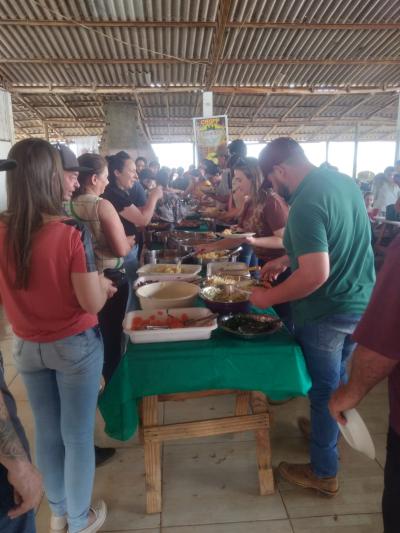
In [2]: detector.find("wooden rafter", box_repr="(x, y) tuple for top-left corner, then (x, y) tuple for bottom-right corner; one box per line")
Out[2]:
(2, 19), (400, 31)
(205, 0), (232, 90)
(278, 96), (306, 121)
(339, 95), (375, 117)
(240, 94), (270, 137)
(7, 84), (400, 95)
(3, 57), (400, 66)
(365, 95), (399, 119)
(13, 95), (63, 139)
(224, 93), (236, 115)
(133, 93), (152, 142)
(310, 95), (341, 119)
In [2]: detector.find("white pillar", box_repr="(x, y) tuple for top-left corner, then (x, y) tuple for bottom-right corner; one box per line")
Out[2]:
(352, 124), (359, 179)
(0, 89), (15, 210)
(395, 93), (400, 164)
(202, 91), (213, 118)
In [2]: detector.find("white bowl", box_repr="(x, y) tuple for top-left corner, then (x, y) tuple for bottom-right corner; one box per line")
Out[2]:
(135, 281), (200, 310)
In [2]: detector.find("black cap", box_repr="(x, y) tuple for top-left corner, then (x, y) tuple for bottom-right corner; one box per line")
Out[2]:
(55, 144), (92, 172)
(0, 159), (16, 171)
(259, 137), (305, 177)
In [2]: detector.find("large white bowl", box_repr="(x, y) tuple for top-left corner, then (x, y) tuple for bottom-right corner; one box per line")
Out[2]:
(135, 281), (200, 310)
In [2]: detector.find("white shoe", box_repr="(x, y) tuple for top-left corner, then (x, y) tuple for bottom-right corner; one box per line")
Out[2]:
(69, 500), (107, 533)
(50, 514), (67, 532)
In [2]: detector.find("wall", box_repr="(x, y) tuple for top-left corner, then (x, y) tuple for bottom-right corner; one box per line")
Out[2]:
(0, 90), (14, 211)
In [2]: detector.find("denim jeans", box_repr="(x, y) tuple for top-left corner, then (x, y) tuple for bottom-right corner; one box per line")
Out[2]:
(124, 243), (140, 312)
(0, 351), (36, 533)
(295, 313), (361, 478)
(13, 326), (103, 533)
(0, 507), (35, 533)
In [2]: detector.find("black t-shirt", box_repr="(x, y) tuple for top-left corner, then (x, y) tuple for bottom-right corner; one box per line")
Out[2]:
(102, 183), (140, 237)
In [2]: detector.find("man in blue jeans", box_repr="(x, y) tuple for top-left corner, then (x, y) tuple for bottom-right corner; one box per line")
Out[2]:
(251, 138), (375, 495)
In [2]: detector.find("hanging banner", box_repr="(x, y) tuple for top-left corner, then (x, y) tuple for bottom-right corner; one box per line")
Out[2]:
(193, 115), (229, 164)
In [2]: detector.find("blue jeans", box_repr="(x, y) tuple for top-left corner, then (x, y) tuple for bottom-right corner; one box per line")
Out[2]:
(124, 244), (140, 312)
(0, 508), (35, 533)
(13, 327), (103, 533)
(295, 313), (361, 478)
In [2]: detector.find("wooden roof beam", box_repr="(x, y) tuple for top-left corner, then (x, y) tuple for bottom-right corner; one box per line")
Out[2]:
(205, 0), (232, 90)
(2, 19), (400, 31)
(7, 85), (400, 96)
(3, 57), (400, 66)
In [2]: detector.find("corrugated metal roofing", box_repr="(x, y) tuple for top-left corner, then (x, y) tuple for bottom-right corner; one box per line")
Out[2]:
(0, 0), (398, 142)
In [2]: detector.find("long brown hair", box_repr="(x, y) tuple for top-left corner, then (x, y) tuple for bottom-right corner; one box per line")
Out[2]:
(74, 153), (107, 198)
(0, 138), (64, 289)
(232, 157), (265, 205)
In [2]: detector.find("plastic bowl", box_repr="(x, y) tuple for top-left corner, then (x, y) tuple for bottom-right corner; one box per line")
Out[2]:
(136, 281), (200, 310)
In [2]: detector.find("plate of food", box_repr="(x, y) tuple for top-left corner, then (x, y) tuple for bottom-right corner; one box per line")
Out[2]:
(137, 263), (201, 278)
(218, 313), (283, 339)
(218, 229), (256, 239)
(175, 219), (201, 229)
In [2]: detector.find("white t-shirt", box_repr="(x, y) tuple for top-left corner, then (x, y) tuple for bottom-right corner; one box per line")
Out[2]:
(374, 180), (400, 211)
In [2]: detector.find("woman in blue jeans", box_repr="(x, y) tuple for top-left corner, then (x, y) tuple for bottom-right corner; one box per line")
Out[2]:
(0, 139), (116, 533)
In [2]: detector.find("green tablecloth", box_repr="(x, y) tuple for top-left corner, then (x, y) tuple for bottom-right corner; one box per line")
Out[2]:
(98, 311), (311, 441)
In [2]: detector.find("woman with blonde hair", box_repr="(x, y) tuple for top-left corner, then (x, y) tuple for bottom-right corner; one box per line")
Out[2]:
(0, 139), (114, 533)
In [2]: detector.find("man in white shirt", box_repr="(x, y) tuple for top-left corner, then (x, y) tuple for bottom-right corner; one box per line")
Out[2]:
(374, 167), (400, 213)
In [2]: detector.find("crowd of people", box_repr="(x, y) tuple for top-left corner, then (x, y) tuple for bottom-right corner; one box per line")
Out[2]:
(0, 136), (398, 533)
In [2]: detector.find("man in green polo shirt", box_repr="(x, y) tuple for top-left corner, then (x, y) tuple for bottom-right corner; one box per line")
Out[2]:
(251, 137), (375, 496)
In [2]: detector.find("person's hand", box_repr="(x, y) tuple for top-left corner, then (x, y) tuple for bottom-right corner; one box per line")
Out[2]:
(260, 257), (288, 282)
(150, 185), (164, 201)
(245, 235), (256, 245)
(249, 286), (273, 309)
(126, 235), (136, 247)
(7, 461), (43, 519)
(329, 384), (361, 426)
(99, 275), (118, 299)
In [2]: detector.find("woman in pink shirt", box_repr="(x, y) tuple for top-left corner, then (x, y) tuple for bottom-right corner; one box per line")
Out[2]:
(0, 139), (114, 533)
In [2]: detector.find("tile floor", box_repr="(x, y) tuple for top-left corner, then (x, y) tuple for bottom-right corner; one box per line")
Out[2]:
(1, 337), (387, 533)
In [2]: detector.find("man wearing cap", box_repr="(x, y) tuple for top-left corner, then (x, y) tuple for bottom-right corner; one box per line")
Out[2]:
(0, 158), (43, 532)
(251, 138), (375, 496)
(55, 145), (116, 468)
(55, 144), (92, 200)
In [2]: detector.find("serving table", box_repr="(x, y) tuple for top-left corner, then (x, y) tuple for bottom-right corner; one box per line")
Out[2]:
(98, 308), (311, 513)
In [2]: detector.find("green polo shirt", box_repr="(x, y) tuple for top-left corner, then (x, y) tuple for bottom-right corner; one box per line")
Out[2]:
(283, 167), (375, 326)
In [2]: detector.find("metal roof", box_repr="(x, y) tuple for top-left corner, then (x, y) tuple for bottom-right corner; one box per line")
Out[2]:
(0, 0), (399, 142)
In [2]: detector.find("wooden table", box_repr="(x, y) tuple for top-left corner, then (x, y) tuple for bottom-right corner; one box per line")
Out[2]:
(140, 389), (274, 514)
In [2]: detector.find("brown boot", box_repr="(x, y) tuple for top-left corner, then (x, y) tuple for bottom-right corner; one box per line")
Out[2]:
(297, 416), (311, 441)
(278, 462), (339, 497)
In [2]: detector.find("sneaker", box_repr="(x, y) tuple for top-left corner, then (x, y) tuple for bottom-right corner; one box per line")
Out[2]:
(50, 514), (67, 532)
(297, 416), (311, 440)
(95, 445), (115, 467)
(278, 462), (339, 497)
(70, 500), (107, 533)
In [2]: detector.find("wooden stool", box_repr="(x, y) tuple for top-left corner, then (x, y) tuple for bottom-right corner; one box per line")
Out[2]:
(139, 389), (274, 513)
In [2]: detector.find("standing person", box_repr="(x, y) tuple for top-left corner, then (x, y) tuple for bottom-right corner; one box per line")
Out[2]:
(55, 144), (117, 467)
(0, 139), (115, 533)
(250, 137), (375, 495)
(373, 166), (398, 213)
(65, 153), (134, 384)
(135, 156), (147, 174)
(0, 158), (43, 533)
(329, 235), (400, 533)
(102, 151), (163, 311)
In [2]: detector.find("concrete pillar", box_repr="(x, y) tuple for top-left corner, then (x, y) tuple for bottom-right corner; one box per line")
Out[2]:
(0, 89), (15, 210)
(100, 102), (155, 162)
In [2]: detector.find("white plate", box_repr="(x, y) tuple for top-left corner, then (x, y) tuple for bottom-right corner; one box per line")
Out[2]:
(137, 263), (201, 278)
(123, 307), (217, 344)
(338, 408), (376, 460)
(217, 232), (255, 239)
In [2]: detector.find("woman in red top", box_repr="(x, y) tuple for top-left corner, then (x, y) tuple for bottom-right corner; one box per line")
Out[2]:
(0, 139), (114, 533)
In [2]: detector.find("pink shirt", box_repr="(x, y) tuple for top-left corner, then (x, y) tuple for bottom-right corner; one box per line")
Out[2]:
(0, 218), (97, 342)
